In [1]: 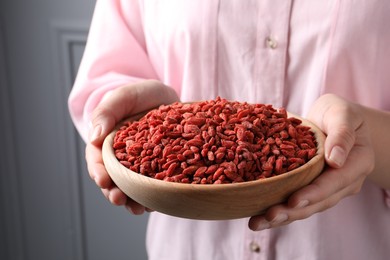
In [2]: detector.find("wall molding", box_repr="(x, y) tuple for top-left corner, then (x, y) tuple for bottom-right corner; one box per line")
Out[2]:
(49, 21), (90, 260)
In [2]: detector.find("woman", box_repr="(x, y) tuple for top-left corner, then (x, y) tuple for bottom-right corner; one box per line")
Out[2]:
(69, 1), (390, 259)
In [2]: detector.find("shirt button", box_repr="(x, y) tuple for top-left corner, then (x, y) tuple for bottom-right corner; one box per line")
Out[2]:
(266, 36), (278, 49)
(249, 241), (261, 253)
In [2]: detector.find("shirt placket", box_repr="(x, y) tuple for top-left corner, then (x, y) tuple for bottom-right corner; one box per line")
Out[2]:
(243, 227), (272, 260)
(253, 0), (292, 108)
(243, 1), (292, 258)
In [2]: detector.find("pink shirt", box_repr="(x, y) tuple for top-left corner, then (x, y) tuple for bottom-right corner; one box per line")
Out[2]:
(69, 1), (390, 259)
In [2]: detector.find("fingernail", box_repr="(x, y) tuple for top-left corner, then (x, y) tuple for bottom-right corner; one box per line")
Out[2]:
(329, 146), (346, 168)
(89, 125), (102, 142)
(295, 200), (309, 209)
(271, 213), (288, 225)
(255, 219), (271, 231)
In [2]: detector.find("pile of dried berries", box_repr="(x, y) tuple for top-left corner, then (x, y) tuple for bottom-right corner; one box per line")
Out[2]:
(113, 97), (317, 184)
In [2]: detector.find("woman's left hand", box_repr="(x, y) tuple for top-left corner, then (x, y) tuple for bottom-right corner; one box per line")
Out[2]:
(248, 93), (375, 231)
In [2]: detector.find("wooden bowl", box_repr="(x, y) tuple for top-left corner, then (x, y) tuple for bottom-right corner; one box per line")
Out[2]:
(102, 111), (325, 220)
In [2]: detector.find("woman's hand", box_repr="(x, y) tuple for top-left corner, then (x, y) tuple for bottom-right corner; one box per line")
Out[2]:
(248, 94), (375, 231)
(86, 80), (180, 214)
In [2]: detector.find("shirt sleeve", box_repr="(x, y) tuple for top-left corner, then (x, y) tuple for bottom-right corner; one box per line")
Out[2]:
(68, 0), (158, 141)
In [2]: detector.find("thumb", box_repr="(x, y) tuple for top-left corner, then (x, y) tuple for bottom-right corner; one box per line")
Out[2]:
(88, 80), (180, 145)
(324, 123), (356, 168)
(88, 106), (117, 145)
(307, 94), (363, 168)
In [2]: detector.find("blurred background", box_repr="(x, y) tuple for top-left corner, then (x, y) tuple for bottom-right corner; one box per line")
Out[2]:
(0, 1), (148, 259)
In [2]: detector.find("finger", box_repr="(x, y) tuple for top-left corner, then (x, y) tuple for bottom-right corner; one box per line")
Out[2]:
(101, 188), (110, 201)
(85, 143), (112, 189)
(86, 139), (130, 206)
(248, 175), (365, 231)
(287, 166), (352, 208)
(125, 199), (146, 215)
(103, 187), (148, 214)
(288, 141), (373, 209)
(101, 185), (128, 206)
(107, 187), (128, 206)
(89, 80), (179, 145)
(248, 142), (372, 231)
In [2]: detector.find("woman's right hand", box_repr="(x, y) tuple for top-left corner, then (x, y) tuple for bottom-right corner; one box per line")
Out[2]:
(86, 80), (180, 214)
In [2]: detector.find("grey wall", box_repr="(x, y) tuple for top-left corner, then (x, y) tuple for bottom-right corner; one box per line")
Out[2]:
(0, 1), (149, 259)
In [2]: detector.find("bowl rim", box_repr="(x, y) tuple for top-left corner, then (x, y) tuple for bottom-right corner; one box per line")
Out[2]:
(102, 108), (326, 192)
